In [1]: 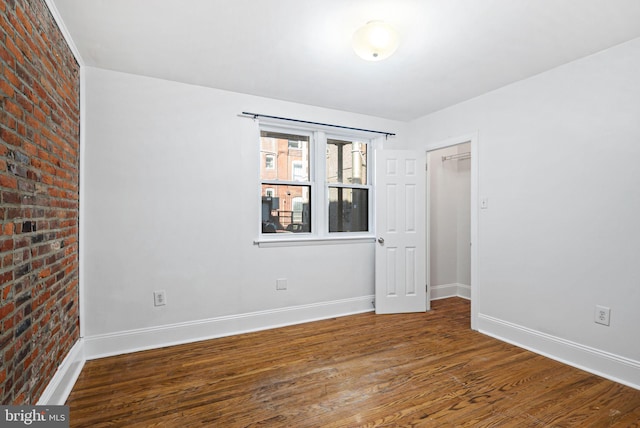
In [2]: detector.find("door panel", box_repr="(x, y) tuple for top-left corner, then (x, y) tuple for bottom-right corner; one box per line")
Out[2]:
(375, 150), (426, 314)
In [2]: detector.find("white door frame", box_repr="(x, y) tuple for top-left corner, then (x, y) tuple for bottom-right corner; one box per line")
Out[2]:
(423, 132), (479, 330)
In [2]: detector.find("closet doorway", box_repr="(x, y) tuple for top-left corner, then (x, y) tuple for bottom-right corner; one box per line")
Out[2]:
(426, 143), (472, 311)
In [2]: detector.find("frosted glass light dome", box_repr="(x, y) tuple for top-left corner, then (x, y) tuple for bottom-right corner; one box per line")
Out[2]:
(352, 20), (399, 61)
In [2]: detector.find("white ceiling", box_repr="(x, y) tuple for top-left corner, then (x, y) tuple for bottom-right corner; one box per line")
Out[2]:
(52, 0), (640, 121)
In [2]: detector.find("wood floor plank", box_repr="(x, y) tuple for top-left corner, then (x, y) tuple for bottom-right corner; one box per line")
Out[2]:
(67, 298), (640, 427)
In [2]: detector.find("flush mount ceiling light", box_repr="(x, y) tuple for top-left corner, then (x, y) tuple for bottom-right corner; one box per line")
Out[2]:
(352, 20), (399, 61)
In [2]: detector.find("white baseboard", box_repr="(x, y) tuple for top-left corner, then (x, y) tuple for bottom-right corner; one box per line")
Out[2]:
(85, 296), (375, 360)
(457, 284), (471, 300)
(37, 339), (86, 405)
(478, 313), (640, 391)
(430, 283), (471, 301)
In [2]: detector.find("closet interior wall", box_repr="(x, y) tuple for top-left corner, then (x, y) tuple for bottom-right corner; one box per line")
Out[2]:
(429, 143), (471, 300)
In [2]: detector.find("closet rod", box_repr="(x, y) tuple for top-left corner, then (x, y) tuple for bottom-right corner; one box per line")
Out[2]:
(241, 111), (396, 138)
(442, 152), (471, 162)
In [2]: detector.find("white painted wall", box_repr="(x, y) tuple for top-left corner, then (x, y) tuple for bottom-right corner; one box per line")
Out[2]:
(429, 146), (457, 286)
(455, 144), (471, 286)
(81, 35), (640, 386)
(82, 67), (407, 345)
(428, 143), (471, 289)
(411, 37), (640, 384)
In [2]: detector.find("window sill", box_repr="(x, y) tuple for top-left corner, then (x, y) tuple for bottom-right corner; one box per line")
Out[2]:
(253, 235), (376, 248)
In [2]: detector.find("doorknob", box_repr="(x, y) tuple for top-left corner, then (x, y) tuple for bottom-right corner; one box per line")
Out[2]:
(377, 237), (385, 244)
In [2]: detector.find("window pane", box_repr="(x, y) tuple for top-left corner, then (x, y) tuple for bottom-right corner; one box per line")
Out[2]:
(326, 139), (367, 185)
(261, 184), (311, 233)
(260, 131), (310, 181)
(265, 154), (275, 169)
(328, 187), (368, 232)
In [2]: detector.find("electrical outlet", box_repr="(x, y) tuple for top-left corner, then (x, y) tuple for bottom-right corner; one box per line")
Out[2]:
(595, 305), (610, 326)
(276, 278), (287, 290)
(154, 290), (167, 307)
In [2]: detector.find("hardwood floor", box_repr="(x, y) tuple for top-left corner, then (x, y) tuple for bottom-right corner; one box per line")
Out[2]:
(67, 298), (640, 427)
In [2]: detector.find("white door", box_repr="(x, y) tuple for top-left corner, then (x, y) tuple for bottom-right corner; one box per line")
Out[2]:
(375, 149), (427, 314)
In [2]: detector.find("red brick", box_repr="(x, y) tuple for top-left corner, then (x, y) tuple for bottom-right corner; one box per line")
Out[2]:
(25, 114), (41, 131)
(0, 239), (14, 252)
(0, 175), (19, 189)
(1, 129), (23, 147)
(4, 37), (24, 64)
(33, 106), (46, 123)
(16, 7), (33, 36)
(15, 93), (33, 114)
(0, 80), (15, 97)
(3, 310), (15, 328)
(8, 13), (27, 39)
(2, 191), (21, 204)
(14, 392), (26, 405)
(15, 36), (33, 64)
(3, 100), (23, 120)
(0, 302), (15, 319)
(3, 223), (16, 235)
(1, 0), (80, 405)
(22, 141), (37, 156)
(0, 18), (15, 49)
(4, 67), (20, 87)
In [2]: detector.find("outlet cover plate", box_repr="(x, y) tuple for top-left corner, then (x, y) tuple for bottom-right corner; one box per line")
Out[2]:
(595, 305), (610, 326)
(276, 278), (287, 290)
(154, 290), (167, 307)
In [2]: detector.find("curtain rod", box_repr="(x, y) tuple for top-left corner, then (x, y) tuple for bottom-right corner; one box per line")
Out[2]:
(241, 112), (396, 138)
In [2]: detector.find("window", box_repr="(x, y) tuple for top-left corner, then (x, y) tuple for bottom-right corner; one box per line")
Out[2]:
(326, 139), (369, 232)
(291, 161), (305, 182)
(292, 196), (304, 224)
(265, 154), (275, 169)
(260, 130), (311, 234)
(259, 126), (371, 238)
(288, 140), (302, 149)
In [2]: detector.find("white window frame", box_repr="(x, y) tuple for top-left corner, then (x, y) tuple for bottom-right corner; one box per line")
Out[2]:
(256, 122), (376, 247)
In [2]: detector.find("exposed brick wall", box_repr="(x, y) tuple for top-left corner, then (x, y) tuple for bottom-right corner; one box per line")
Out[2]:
(0, 0), (80, 404)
